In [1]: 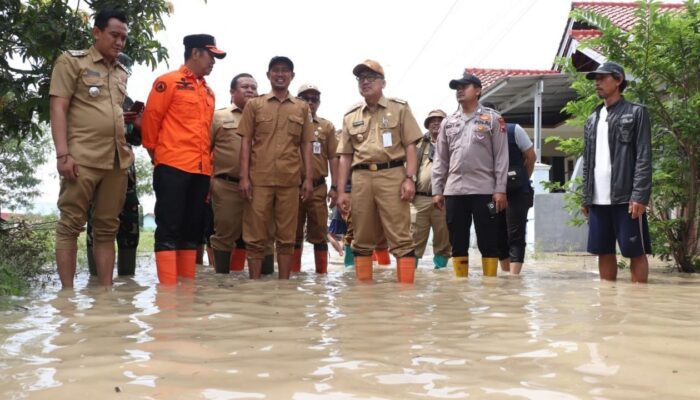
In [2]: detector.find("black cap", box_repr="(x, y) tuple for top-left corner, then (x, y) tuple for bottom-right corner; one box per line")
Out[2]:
(183, 34), (226, 59)
(449, 72), (482, 89)
(268, 56), (294, 72)
(585, 62), (626, 81)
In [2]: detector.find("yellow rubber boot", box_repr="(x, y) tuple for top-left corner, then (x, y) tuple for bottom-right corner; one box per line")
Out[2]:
(482, 257), (498, 277)
(453, 256), (469, 277)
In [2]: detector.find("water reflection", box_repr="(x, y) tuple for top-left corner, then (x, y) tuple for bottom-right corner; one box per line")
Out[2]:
(1, 252), (699, 399)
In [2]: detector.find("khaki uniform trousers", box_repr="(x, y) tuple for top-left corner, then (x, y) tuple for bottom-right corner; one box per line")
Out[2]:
(210, 177), (245, 251)
(56, 165), (127, 250)
(295, 183), (328, 244)
(412, 195), (451, 258)
(243, 185), (299, 258)
(350, 167), (414, 257)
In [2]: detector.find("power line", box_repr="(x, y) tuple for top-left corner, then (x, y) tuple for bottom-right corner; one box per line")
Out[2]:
(396, 0), (460, 87)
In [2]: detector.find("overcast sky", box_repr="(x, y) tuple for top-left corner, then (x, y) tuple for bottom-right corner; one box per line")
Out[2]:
(34, 0), (624, 213)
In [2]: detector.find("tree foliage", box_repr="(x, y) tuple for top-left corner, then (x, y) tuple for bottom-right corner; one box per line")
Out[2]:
(560, 0), (700, 271)
(0, 0), (172, 144)
(0, 0), (173, 211)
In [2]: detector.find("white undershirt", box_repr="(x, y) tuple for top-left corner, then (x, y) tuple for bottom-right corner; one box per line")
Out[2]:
(593, 107), (611, 205)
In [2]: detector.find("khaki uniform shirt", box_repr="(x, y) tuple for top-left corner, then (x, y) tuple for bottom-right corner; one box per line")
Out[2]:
(238, 92), (315, 187)
(432, 104), (508, 196)
(49, 46), (133, 169)
(308, 115), (337, 179)
(416, 136), (434, 194)
(211, 105), (243, 178)
(337, 96), (422, 165)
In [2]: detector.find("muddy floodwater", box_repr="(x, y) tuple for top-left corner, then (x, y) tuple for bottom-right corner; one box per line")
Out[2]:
(1, 249), (699, 400)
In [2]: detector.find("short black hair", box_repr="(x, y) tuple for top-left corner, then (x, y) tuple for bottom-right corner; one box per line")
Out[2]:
(613, 73), (627, 93)
(184, 47), (205, 61)
(231, 73), (254, 90)
(94, 9), (127, 30)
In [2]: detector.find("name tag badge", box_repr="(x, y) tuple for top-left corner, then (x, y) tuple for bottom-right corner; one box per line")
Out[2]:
(313, 141), (322, 154)
(382, 132), (393, 148)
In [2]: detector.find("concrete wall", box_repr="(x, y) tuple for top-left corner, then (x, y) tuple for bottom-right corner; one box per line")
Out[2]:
(534, 193), (588, 252)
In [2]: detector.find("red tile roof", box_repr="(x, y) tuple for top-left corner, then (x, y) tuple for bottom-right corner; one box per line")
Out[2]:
(572, 1), (684, 31)
(570, 29), (602, 41)
(465, 68), (560, 91)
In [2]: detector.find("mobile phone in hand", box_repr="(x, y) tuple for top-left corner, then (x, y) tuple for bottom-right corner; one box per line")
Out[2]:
(487, 201), (497, 216)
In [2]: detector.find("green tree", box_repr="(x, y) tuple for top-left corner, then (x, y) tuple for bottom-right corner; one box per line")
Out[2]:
(561, 0), (700, 272)
(0, 0), (172, 144)
(0, 134), (50, 211)
(0, 0), (173, 212)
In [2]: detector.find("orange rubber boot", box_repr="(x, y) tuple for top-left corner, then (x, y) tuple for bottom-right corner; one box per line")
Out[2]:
(290, 246), (303, 272)
(314, 250), (328, 274)
(176, 249), (197, 279)
(374, 248), (391, 265)
(355, 255), (373, 281)
(230, 248), (246, 271)
(397, 257), (416, 284)
(155, 250), (178, 285)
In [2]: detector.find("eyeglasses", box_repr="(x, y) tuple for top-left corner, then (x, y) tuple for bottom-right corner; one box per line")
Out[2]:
(300, 96), (320, 104)
(356, 74), (383, 83)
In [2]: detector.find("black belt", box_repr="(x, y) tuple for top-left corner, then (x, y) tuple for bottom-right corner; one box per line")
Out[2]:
(312, 177), (326, 188)
(352, 159), (404, 171)
(215, 173), (240, 183)
(416, 191), (432, 196)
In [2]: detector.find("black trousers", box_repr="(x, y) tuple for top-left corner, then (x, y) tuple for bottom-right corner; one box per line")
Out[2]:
(445, 194), (499, 258)
(153, 164), (210, 252)
(497, 191), (533, 263)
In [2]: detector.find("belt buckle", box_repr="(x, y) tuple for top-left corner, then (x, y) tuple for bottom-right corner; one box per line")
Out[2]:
(369, 163), (378, 171)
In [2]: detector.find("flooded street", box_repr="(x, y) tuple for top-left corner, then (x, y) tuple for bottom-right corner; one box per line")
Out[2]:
(2, 249), (699, 399)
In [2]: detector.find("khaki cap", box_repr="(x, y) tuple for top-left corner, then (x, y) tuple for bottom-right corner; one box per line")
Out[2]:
(352, 59), (385, 77)
(297, 83), (321, 96)
(423, 109), (447, 129)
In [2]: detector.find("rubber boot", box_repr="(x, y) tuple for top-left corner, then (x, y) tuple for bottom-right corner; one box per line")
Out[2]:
(206, 246), (215, 267)
(482, 257), (498, 277)
(355, 255), (373, 281)
(290, 245), (303, 272)
(176, 249), (197, 279)
(314, 250), (328, 274)
(374, 248), (391, 265)
(261, 254), (275, 275)
(343, 245), (354, 268)
(117, 247), (137, 276)
(195, 245), (204, 265)
(213, 250), (231, 274)
(453, 256), (469, 278)
(230, 248), (246, 271)
(433, 255), (449, 270)
(87, 245), (98, 276)
(397, 257), (416, 284)
(155, 250), (178, 284)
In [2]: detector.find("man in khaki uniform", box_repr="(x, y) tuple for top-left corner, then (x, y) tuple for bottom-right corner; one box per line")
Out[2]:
(336, 59), (422, 283)
(291, 84), (338, 274)
(413, 110), (452, 269)
(239, 56), (314, 279)
(49, 9), (133, 288)
(210, 73), (258, 273)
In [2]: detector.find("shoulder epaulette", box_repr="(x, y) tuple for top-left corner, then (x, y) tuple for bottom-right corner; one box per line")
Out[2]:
(66, 50), (88, 57)
(345, 102), (363, 115)
(389, 97), (407, 105)
(116, 61), (131, 75)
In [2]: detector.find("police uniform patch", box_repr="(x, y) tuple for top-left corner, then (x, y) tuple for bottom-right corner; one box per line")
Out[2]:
(155, 81), (167, 92)
(479, 114), (490, 122)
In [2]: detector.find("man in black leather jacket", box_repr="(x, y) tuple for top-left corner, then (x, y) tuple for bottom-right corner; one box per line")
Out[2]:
(581, 62), (652, 283)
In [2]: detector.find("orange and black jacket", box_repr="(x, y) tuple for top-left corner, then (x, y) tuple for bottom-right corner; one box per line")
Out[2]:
(142, 65), (215, 176)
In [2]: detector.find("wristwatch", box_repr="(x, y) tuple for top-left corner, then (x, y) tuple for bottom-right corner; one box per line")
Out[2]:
(406, 174), (417, 183)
